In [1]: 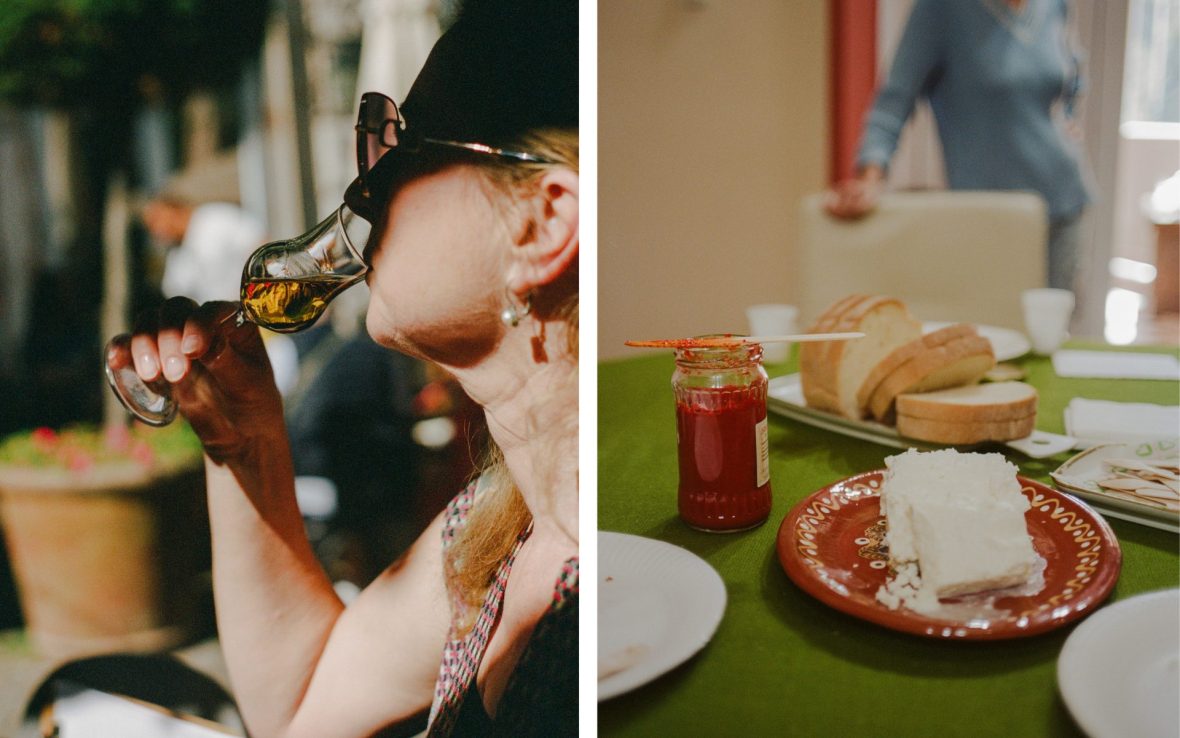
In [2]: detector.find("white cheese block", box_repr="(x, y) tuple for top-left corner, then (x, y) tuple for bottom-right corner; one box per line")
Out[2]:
(910, 496), (1038, 597)
(879, 448), (1037, 599)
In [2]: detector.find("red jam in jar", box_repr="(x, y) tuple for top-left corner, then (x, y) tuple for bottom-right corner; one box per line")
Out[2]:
(673, 341), (771, 532)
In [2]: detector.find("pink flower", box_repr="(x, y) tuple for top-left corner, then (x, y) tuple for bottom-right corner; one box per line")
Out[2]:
(104, 423), (132, 453)
(31, 427), (57, 453)
(129, 440), (155, 468)
(65, 448), (95, 473)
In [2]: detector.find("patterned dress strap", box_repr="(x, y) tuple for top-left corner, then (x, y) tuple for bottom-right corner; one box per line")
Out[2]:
(427, 481), (531, 736)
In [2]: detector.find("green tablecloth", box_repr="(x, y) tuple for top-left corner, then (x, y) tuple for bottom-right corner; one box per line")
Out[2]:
(598, 345), (1180, 737)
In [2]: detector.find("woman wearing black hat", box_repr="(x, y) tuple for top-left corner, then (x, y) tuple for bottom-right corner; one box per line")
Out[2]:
(120, 2), (578, 735)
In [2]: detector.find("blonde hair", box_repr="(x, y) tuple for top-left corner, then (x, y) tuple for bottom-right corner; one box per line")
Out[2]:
(444, 128), (578, 632)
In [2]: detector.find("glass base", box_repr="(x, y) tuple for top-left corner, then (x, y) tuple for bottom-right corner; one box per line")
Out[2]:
(105, 335), (178, 427)
(682, 517), (768, 534)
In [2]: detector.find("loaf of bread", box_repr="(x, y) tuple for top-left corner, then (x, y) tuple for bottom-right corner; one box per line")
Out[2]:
(799, 296), (1032, 446)
(800, 295), (922, 419)
(895, 382), (1038, 444)
(866, 333), (995, 423)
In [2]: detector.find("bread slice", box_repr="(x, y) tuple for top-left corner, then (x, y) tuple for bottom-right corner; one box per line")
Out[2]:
(800, 295), (921, 419)
(894, 381), (1038, 444)
(895, 382), (1038, 423)
(856, 324), (978, 412)
(868, 334), (996, 423)
(799, 294), (870, 405)
(896, 413), (1036, 445)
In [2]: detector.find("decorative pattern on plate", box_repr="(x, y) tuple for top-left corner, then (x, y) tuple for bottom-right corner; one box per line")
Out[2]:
(855, 520), (888, 566)
(777, 470), (1122, 640)
(1018, 486), (1103, 618)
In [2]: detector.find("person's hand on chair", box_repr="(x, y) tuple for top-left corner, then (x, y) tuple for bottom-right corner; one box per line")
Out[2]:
(825, 165), (885, 220)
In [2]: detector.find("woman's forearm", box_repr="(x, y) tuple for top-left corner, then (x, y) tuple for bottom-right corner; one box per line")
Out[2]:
(204, 434), (345, 738)
(856, 0), (943, 170)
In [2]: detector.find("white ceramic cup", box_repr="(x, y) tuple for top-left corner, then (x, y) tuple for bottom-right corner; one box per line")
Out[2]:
(1022, 288), (1075, 355)
(745, 303), (799, 363)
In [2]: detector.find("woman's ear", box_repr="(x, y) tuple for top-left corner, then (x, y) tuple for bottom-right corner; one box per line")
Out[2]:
(506, 167), (578, 295)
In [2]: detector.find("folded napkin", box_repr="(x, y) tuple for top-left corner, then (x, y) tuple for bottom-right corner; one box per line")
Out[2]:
(1052, 350), (1180, 380)
(1065, 398), (1180, 445)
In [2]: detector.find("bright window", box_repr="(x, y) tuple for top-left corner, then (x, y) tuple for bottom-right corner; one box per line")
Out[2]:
(1122, 0), (1179, 128)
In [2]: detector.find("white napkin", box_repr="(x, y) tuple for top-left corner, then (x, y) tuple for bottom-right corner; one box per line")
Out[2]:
(1052, 350), (1180, 380)
(1065, 398), (1180, 445)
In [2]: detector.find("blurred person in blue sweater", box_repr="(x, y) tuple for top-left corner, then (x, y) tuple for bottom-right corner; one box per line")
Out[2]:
(827, 0), (1091, 290)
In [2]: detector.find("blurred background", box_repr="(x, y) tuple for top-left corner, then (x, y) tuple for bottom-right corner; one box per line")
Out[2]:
(599, 0), (1179, 358)
(0, 0), (485, 642)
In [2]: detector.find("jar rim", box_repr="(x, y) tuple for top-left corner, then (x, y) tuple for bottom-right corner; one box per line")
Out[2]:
(673, 336), (764, 365)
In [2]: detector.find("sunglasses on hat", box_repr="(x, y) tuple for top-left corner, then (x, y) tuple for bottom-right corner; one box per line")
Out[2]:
(346, 91), (553, 223)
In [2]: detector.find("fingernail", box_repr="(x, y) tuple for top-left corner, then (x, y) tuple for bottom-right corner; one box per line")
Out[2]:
(181, 335), (200, 355)
(163, 356), (185, 382)
(138, 353), (160, 379)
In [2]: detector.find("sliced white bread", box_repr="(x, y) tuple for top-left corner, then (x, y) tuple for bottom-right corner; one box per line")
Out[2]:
(895, 381), (1038, 423)
(895, 381), (1037, 445)
(800, 295), (921, 419)
(896, 413), (1036, 445)
(799, 294), (871, 411)
(867, 334), (996, 423)
(855, 323), (978, 412)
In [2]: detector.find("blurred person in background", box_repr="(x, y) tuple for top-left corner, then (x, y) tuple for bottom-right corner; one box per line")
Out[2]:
(141, 154), (266, 304)
(140, 171), (301, 395)
(119, 0), (578, 735)
(826, 0), (1091, 291)
(282, 301), (435, 585)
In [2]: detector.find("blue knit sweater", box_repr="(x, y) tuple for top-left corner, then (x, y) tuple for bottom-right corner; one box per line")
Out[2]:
(857, 0), (1091, 220)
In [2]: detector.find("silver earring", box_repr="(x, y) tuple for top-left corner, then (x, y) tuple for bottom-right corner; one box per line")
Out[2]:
(500, 289), (533, 327)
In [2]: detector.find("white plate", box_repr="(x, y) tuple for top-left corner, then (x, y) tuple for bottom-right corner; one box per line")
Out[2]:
(1051, 440), (1179, 533)
(923, 321), (1031, 361)
(1058, 589), (1180, 738)
(597, 531), (726, 701)
(767, 374), (1077, 459)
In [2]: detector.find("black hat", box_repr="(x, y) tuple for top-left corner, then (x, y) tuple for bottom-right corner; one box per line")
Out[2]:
(399, 0), (578, 146)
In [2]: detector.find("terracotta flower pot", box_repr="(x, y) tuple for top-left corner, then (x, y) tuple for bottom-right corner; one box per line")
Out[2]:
(0, 461), (210, 658)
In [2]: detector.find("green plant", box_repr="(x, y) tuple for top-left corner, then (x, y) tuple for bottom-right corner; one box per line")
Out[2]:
(0, 1), (269, 431)
(0, 0), (269, 107)
(0, 422), (203, 473)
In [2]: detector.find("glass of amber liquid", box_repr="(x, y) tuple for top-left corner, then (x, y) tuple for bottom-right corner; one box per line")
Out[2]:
(105, 204), (370, 426)
(672, 339), (772, 532)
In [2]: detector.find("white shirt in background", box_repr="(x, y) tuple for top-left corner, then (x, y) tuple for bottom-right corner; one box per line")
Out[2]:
(162, 202), (266, 304)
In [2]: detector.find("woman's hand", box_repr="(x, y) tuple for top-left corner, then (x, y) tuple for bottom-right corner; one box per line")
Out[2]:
(117, 297), (284, 463)
(824, 165), (885, 220)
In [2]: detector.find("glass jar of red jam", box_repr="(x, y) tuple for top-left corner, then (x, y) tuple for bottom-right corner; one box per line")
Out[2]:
(672, 340), (772, 532)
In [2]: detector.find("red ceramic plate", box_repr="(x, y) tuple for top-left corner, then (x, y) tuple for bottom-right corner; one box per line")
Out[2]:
(777, 471), (1122, 640)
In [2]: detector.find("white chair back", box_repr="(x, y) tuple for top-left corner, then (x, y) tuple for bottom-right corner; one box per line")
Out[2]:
(796, 191), (1048, 330)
